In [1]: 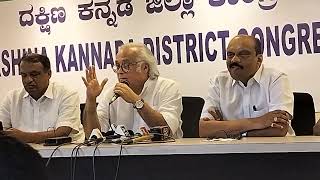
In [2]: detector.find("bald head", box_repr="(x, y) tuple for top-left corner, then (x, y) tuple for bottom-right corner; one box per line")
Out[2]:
(229, 35), (262, 55)
(226, 35), (263, 85)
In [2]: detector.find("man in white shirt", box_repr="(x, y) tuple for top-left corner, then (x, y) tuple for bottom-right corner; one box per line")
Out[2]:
(82, 43), (183, 138)
(0, 53), (84, 143)
(199, 35), (294, 138)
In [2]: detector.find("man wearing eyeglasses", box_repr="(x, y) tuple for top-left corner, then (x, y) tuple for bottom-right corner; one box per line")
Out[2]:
(82, 43), (183, 138)
(199, 35), (294, 138)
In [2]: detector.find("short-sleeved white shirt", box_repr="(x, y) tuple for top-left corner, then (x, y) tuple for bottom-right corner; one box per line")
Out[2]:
(0, 82), (85, 142)
(201, 65), (295, 135)
(97, 77), (183, 138)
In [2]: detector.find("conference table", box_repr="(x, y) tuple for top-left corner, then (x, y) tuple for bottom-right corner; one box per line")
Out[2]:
(32, 136), (320, 180)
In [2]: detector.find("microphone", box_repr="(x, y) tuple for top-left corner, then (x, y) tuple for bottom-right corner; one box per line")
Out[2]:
(89, 128), (104, 140)
(109, 81), (129, 104)
(86, 128), (105, 145)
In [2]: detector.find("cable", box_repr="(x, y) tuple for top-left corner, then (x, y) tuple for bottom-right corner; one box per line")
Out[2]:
(108, 101), (124, 137)
(73, 144), (84, 180)
(70, 143), (84, 180)
(45, 143), (70, 167)
(92, 141), (103, 180)
(114, 142), (124, 180)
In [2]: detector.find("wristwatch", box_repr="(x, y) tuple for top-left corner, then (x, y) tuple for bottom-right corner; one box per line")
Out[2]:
(133, 99), (144, 109)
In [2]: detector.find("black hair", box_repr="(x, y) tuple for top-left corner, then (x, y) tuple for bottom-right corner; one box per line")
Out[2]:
(254, 37), (262, 55)
(20, 53), (51, 72)
(0, 133), (47, 180)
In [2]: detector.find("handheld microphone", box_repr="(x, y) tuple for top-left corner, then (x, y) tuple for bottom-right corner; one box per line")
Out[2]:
(109, 94), (120, 104)
(109, 81), (129, 104)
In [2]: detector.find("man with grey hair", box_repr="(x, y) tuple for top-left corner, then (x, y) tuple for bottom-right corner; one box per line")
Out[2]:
(82, 42), (183, 138)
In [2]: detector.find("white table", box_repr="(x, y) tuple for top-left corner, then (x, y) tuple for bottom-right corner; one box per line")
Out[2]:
(32, 137), (320, 180)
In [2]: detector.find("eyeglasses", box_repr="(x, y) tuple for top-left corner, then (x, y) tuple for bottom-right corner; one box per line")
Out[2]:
(112, 60), (143, 73)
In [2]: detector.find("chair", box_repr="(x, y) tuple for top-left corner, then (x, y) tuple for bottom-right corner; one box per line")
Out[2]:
(181, 96), (205, 138)
(80, 103), (98, 123)
(80, 103), (85, 123)
(291, 92), (315, 135)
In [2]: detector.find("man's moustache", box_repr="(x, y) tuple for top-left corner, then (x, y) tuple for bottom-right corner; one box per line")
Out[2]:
(229, 63), (244, 69)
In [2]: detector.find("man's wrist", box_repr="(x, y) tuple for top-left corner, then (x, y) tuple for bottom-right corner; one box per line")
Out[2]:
(250, 117), (265, 130)
(133, 99), (144, 109)
(87, 96), (97, 102)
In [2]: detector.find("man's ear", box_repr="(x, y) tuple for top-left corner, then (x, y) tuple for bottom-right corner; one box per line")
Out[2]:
(257, 54), (263, 66)
(143, 63), (149, 74)
(48, 69), (52, 78)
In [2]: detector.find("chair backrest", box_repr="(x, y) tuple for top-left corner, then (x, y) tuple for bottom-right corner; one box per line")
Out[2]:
(181, 96), (205, 138)
(80, 103), (98, 123)
(292, 92), (315, 135)
(80, 103), (85, 123)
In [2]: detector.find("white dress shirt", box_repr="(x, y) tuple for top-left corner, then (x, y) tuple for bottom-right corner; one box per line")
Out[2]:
(201, 65), (295, 135)
(97, 77), (183, 138)
(0, 82), (85, 142)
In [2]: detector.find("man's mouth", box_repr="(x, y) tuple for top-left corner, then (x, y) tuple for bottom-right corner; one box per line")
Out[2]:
(26, 85), (37, 90)
(229, 64), (243, 70)
(119, 78), (128, 82)
(230, 66), (241, 70)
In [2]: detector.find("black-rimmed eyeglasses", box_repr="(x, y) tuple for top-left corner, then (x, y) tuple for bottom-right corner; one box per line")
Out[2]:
(112, 60), (143, 73)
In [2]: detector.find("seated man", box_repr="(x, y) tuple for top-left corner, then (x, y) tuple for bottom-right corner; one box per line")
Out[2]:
(0, 133), (47, 180)
(0, 53), (84, 143)
(82, 42), (183, 138)
(199, 35), (294, 138)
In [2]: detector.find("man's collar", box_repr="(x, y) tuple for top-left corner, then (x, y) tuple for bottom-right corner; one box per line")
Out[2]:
(23, 82), (53, 100)
(231, 65), (264, 87)
(139, 77), (157, 96)
(43, 82), (53, 99)
(252, 64), (263, 84)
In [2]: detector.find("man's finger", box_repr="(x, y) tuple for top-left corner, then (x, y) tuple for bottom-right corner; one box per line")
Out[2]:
(200, 117), (211, 121)
(85, 69), (90, 81)
(274, 117), (290, 124)
(81, 77), (88, 87)
(101, 78), (108, 89)
(92, 65), (97, 79)
(208, 109), (220, 120)
(90, 66), (95, 80)
(270, 123), (283, 129)
(215, 108), (223, 120)
(276, 114), (290, 121)
(273, 110), (289, 117)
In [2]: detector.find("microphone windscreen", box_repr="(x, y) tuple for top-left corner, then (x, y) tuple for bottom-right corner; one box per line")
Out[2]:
(103, 130), (115, 136)
(127, 130), (134, 137)
(91, 135), (97, 140)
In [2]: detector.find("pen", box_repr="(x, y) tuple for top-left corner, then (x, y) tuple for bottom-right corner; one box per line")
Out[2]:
(253, 105), (257, 111)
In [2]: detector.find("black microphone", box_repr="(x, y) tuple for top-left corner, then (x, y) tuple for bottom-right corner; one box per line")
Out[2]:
(109, 81), (129, 104)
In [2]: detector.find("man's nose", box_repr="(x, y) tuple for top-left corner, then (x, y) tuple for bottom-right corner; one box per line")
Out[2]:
(24, 75), (34, 83)
(117, 67), (125, 74)
(231, 55), (240, 63)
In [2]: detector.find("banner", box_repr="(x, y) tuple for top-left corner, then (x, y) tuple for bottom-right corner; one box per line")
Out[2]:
(1, 0), (320, 110)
